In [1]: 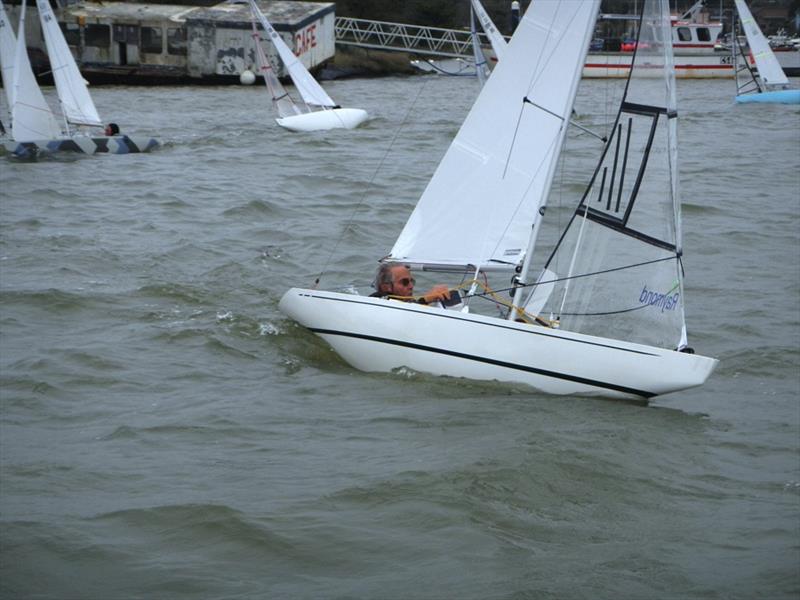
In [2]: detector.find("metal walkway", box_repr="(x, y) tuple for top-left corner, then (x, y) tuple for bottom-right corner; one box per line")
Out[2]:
(334, 16), (482, 59)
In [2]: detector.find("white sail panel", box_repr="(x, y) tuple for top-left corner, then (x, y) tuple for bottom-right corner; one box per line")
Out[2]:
(390, 1), (600, 269)
(247, 0), (336, 109)
(0, 0), (16, 110)
(734, 0), (788, 87)
(11, 0), (61, 141)
(470, 0), (506, 62)
(36, 0), (102, 127)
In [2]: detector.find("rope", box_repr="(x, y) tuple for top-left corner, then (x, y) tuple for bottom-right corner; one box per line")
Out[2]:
(313, 79), (430, 289)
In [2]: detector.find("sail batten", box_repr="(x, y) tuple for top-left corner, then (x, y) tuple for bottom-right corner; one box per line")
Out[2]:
(389, 1), (601, 271)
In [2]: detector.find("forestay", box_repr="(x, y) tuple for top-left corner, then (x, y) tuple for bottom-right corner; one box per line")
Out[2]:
(734, 0), (788, 88)
(389, 1), (600, 271)
(531, 0), (687, 350)
(247, 0), (335, 109)
(36, 0), (102, 127)
(11, 0), (61, 141)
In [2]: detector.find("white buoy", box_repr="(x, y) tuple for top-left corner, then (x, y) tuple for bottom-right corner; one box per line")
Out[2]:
(240, 70), (256, 85)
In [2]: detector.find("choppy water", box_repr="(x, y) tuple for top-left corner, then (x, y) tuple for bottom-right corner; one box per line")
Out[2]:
(1, 76), (798, 599)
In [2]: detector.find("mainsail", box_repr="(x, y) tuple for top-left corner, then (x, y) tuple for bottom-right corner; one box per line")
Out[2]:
(247, 0), (336, 109)
(10, 0), (61, 141)
(35, 0), (102, 127)
(733, 0), (789, 88)
(532, 0), (687, 350)
(250, 13), (301, 119)
(0, 0), (16, 110)
(389, 1), (600, 270)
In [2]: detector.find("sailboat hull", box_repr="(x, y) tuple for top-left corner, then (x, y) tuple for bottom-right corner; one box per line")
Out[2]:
(276, 108), (368, 132)
(735, 89), (800, 104)
(2, 135), (160, 158)
(279, 289), (718, 400)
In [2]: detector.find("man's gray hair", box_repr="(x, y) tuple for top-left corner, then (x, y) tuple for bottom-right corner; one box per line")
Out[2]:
(373, 262), (406, 290)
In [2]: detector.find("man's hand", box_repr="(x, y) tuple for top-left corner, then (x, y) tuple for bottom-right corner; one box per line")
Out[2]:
(422, 285), (451, 304)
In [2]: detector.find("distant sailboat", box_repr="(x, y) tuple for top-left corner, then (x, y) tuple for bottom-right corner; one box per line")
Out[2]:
(0, 0), (159, 157)
(414, 0), (507, 81)
(733, 0), (800, 104)
(247, 0), (367, 132)
(280, 0), (718, 400)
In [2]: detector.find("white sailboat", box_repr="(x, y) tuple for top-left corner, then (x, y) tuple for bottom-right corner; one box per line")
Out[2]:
(732, 0), (800, 104)
(279, 0), (718, 400)
(247, 0), (367, 132)
(0, 0), (159, 157)
(414, 0), (507, 81)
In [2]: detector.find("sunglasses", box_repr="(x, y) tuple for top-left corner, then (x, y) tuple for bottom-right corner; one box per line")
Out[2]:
(395, 277), (415, 287)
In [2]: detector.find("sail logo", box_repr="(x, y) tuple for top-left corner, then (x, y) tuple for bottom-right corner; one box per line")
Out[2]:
(639, 285), (680, 313)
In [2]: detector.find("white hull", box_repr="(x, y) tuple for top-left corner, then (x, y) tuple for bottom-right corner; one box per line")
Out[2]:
(279, 289), (718, 400)
(1, 135), (160, 158)
(584, 52), (736, 78)
(276, 108), (368, 132)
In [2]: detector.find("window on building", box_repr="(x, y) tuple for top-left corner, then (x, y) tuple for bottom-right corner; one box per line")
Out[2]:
(141, 27), (163, 54)
(696, 27), (711, 42)
(59, 24), (80, 46)
(677, 27), (692, 42)
(85, 24), (110, 48)
(167, 28), (187, 56)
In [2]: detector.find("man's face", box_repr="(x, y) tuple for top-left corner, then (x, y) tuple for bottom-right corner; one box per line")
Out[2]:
(389, 266), (415, 297)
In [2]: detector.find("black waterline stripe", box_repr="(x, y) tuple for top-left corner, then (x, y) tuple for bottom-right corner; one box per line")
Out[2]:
(309, 328), (656, 399)
(299, 293), (658, 357)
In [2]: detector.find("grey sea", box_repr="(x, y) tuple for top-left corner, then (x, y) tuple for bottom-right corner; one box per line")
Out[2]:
(1, 75), (798, 599)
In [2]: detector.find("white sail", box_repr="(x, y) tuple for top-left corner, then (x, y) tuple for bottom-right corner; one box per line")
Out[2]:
(389, 1), (600, 270)
(250, 13), (302, 119)
(470, 0), (506, 62)
(0, 0), (16, 110)
(247, 0), (336, 109)
(734, 0), (789, 87)
(35, 0), (102, 127)
(10, 0), (61, 142)
(534, 0), (687, 350)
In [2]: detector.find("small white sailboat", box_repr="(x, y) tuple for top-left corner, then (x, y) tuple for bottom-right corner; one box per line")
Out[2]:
(733, 0), (800, 104)
(0, 0), (159, 157)
(247, 0), (367, 132)
(414, 0), (507, 81)
(279, 0), (718, 400)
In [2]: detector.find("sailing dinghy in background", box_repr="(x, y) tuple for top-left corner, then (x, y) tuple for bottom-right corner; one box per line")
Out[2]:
(413, 0), (507, 81)
(732, 0), (800, 104)
(0, 0), (159, 157)
(280, 0), (718, 400)
(247, 0), (367, 132)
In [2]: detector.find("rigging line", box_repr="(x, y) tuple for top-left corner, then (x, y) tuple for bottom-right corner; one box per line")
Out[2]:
(467, 255), (678, 297)
(312, 79), (430, 289)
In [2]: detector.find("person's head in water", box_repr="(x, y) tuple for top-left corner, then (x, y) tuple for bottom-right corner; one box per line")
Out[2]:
(104, 123), (120, 136)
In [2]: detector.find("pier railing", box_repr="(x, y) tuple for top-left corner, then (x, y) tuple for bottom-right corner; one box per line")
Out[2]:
(334, 16), (480, 58)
